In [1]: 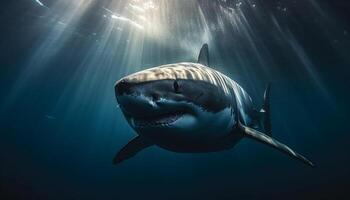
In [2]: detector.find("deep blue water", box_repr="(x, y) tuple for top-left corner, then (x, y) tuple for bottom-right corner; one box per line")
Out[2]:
(1, 0), (350, 199)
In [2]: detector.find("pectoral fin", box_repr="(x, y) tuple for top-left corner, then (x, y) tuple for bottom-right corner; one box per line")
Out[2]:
(239, 124), (315, 167)
(113, 136), (153, 165)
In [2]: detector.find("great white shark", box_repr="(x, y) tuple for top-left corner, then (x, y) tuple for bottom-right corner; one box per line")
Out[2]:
(113, 44), (315, 167)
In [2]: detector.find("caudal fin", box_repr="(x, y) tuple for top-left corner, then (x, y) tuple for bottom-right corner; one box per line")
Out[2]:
(260, 83), (271, 136)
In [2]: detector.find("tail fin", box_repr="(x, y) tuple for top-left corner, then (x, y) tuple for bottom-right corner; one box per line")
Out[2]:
(260, 83), (271, 136)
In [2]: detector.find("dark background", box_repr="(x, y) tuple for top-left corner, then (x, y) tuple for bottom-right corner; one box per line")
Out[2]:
(1, 0), (350, 199)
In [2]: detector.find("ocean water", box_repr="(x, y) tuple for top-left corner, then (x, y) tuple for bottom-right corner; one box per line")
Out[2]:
(1, 0), (350, 199)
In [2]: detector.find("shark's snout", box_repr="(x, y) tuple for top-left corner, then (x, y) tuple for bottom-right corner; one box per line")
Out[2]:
(114, 79), (160, 118)
(115, 79), (132, 96)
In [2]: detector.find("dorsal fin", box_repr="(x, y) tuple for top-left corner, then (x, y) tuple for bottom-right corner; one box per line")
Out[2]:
(198, 43), (209, 66)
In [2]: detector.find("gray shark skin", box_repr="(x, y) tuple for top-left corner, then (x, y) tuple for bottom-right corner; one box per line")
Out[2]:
(113, 44), (315, 167)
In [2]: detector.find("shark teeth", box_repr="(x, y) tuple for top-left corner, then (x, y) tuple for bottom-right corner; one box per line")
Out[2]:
(133, 112), (184, 128)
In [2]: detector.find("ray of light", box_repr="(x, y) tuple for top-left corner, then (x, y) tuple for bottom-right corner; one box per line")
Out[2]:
(35, 0), (45, 7)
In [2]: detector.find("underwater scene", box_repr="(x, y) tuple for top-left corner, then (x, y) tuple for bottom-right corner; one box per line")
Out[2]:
(1, 0), (350, 199)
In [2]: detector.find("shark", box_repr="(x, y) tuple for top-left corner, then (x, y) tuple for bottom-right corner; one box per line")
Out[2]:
(113, 44), (314, 167)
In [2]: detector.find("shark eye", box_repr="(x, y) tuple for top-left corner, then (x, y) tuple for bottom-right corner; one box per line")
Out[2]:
(173, 80), (180, 93)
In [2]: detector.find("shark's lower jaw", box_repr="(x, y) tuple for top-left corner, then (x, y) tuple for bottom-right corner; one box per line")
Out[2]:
(132, 111), (185, 128)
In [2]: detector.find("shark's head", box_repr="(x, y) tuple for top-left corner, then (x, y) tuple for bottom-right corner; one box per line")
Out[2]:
(115, 63), (236, 149)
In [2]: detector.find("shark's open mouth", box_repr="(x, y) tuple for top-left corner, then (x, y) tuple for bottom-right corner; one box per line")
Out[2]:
(132, 112), (185, 128)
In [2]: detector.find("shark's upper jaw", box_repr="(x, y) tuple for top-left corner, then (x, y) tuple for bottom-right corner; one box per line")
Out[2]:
(116, 91), (192, 129)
